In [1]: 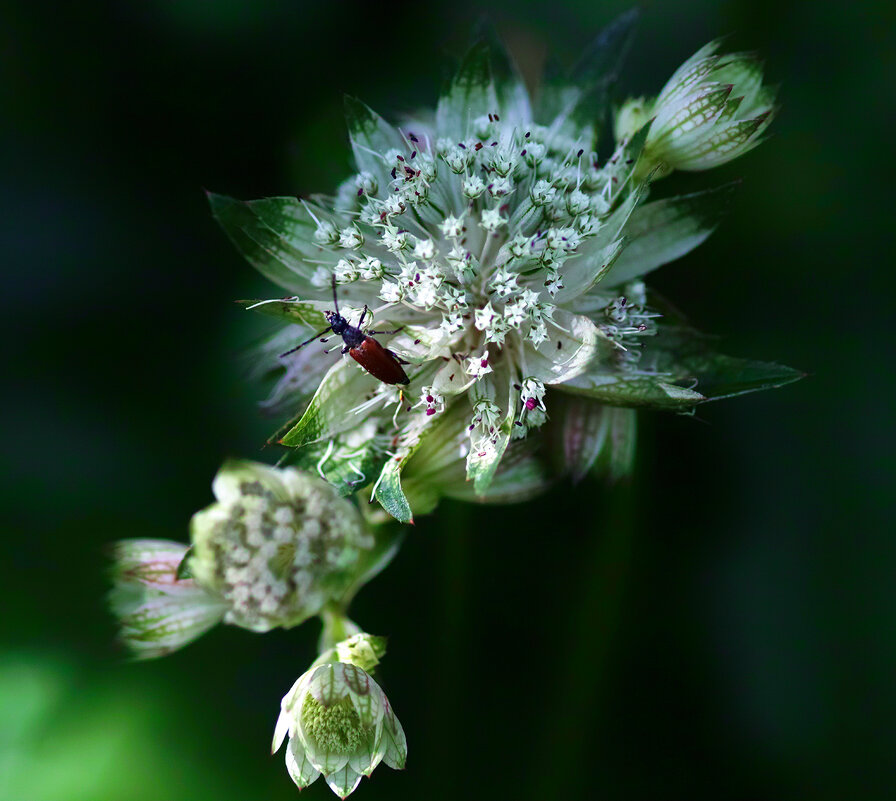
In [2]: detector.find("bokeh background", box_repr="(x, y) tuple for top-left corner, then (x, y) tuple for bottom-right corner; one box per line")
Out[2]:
(3, 0), (894, 798)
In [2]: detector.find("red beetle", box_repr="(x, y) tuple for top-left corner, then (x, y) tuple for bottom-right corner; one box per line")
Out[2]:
(280, 277), (410, 386)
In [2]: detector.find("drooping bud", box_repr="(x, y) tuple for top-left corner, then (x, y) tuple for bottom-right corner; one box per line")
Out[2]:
(108, 539), (226, 660)
(272, 642), (406, 799)
(189, 460), (374, 632)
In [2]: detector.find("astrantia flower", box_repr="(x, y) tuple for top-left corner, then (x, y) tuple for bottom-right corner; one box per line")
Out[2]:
(272, 654), (406, 798)
(108, 539), (226, 659)
(211, 12), (801, 522)
(190, 459), (374, 631)
(621, 40), (777, 177)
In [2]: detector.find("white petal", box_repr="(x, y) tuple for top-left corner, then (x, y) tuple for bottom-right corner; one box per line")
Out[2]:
(285, 739), (320, 789)
(271, 709), (290, 754)
(307, 663), (348, 707)
(342, 665), (384, 727)
(324, 765), (363, 799)
(380, 699), (407, 770)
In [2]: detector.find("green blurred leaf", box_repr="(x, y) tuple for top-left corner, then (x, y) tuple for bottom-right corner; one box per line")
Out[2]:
(652, 328), (806, 401)
(208, 193), (334, 294)
(605, 182), (739, 286)
(535, 9), (639, 142)
(344, 96), (407, 182)
(436, 41), (497, 139)
(175, 548), (193, 580)
(593, 406), (638, 481)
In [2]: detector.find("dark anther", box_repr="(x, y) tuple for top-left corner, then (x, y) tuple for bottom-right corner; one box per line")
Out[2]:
(577, 148), (584, 157)
(474, 142), (483, 151)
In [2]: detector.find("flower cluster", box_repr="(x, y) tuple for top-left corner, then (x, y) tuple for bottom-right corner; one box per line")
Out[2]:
(109, 460), (378, 657)
(190, 459), (373, 631)
(108, 13), (804, 800)
(211, 18), (798, 525)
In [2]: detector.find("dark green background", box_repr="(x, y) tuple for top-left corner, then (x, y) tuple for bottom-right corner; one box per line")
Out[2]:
(3, 1), (893, 798)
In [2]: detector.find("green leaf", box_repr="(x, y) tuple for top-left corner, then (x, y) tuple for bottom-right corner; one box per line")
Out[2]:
(604, 183), (739, 286)
(208, 193), (335, 293)
(650, 328), (806, 401)
(561, 326), (805, 409)
(282, 428), (389, 497)
(344, 96), (407, 181)
(175, 548), (194, 580)
(373, 402), (445, 523)
(280, 361), (378, 448)
(238, 298), (329, 328)
(436, 41), (497, 139)
(570, 8), (640, 87)
(535, 9), (640, 141)
(374, 460), (414, 524)
(468, 22), (532, 124)
(559, 371), (706, 409)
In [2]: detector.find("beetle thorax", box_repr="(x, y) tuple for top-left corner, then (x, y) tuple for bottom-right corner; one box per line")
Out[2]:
(325, 311), (349, 334)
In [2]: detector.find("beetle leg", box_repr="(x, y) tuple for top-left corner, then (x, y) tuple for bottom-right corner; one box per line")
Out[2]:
(358, 305), (369, 326)
(280, 325), (334, 357)
(341, 345), (350, 354)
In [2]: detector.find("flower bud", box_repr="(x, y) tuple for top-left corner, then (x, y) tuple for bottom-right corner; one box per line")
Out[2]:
(613, 96), (654, 143)
(108, 539), (226, 660)
(189, 460), (374, 632)
(638, 41), (776, 176)
(272, 654), (406, 798)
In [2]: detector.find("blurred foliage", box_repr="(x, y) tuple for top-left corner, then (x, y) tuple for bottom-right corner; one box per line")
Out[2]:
(2, 0), (894, 799)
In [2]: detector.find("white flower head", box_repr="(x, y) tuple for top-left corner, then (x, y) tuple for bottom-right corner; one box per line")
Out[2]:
(189, 460), (374, 632)
(214, 15), (792, 523)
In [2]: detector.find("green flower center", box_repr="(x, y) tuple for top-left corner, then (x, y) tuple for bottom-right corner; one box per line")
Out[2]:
(301, 695), (370, 754)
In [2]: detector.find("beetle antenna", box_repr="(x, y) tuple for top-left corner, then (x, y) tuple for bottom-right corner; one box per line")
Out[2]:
(331, 274), (340, 316)
(280, 326), (333, 357)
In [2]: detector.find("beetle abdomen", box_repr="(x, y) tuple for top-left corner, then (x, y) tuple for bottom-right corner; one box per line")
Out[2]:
(349, 337), (410, 385)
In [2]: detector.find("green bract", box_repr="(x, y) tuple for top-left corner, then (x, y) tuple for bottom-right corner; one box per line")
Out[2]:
(623, 40), (778, 177)
(190, 460), (374, 631)
(210, 12), (800, 523)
